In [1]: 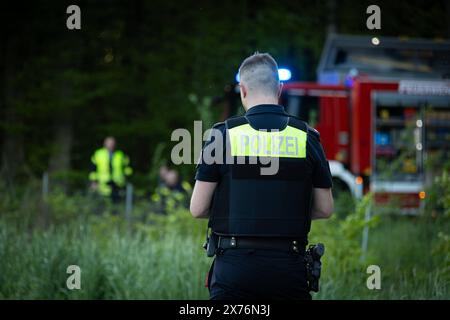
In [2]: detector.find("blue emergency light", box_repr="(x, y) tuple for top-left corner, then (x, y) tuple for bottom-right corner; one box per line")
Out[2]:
(278, 68), (292, 81)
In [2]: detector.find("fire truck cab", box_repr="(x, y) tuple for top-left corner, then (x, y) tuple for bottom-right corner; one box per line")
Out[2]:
(281, 34), (450, 213)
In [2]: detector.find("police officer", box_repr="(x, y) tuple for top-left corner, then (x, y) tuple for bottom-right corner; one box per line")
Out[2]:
(89, 136), (133, 203)
(151, 168), (192, 213)
(190, 53), (333, 300)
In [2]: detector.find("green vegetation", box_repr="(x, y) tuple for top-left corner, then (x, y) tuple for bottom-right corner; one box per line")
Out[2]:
(0, 178), (448, 300)
(2, 0), (449, 301)
(3, 1), (449, 190)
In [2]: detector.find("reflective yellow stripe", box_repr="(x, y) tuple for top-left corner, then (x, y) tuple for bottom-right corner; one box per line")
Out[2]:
(124, 167), (133, 176)
(228, 124), (307, 158)
(181, 181), (192, 192)
(89, 172), (97, 181)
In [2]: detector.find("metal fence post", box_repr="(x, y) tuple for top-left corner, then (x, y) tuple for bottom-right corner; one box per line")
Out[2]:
(125, 183), (133, 226)
(42, 172), (49, 226)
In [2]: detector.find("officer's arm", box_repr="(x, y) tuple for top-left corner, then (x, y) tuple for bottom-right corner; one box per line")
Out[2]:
(311, 188), (333, 220)
(308, 127), (333, 219)
(190, 181), (218, 219)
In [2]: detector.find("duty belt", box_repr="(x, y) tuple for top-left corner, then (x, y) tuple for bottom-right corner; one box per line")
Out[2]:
(216, 235), (305, 255)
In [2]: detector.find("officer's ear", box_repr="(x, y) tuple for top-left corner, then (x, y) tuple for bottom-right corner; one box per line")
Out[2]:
(277, 82), (283, 98)
(240, 83), (248, 99)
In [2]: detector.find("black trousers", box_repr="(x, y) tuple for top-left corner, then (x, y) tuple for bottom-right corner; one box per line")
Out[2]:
(109, 182), (122, 204)
(208, 248), (311, 300)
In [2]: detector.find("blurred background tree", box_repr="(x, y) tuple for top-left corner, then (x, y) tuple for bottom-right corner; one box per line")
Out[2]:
(1, 0), (449, 192)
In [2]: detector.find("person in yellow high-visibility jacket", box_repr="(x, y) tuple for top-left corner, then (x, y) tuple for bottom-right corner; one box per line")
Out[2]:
(89, 136), (133, 202)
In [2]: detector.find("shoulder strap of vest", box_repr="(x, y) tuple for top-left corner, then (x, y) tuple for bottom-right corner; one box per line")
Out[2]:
(225, 114), (309, 132)
(287, 115), (308, 132)
(211, 121), (225, 129)
(225, 115), (248, 129)
(287, 115), (320, 139)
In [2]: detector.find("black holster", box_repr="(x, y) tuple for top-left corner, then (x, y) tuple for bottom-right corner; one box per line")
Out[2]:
(304, 243), (325, 292)
(203, 232), (219, 257)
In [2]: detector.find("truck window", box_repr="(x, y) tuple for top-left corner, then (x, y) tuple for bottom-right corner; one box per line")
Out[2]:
(281, 93), (320, 127)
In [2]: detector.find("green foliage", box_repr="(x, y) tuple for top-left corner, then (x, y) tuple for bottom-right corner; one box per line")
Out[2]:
(2, 1), (449, 300)
(147, 142), (167, 193)
(3, 1), (449, 184)
(432, 171), (450, 217)
(0, 216), (209, 299)
(190, 94), (215, 131)
(1, 183), (448, 299)
(310, 193), (378, 298)
(0, 180), (209, 299)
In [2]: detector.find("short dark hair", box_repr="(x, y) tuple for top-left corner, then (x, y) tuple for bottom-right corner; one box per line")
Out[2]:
(238, 52), (279, 96)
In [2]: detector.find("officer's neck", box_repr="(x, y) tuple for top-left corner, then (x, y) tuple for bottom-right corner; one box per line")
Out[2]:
(244, 97), (279, 111)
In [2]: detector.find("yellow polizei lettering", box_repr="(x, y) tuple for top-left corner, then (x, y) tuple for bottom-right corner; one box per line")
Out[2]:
(228, 124), (306, 158)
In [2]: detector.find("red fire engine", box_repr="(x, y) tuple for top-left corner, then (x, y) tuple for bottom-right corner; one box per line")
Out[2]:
(279, 34), (450, 213)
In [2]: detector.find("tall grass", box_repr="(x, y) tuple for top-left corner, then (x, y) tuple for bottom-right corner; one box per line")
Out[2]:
(0, 181), (448, 299)
(313, 216), (449, 299)
(0, 211), (210, 299)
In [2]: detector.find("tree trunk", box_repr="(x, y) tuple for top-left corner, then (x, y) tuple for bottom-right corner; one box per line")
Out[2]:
(48, 122), (73, 176)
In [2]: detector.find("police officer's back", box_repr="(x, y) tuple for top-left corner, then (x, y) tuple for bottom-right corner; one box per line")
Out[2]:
(190, 53), (334, 300)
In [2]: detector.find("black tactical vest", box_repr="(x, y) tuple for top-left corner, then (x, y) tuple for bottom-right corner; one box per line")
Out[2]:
(209, 114), (313, 244)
